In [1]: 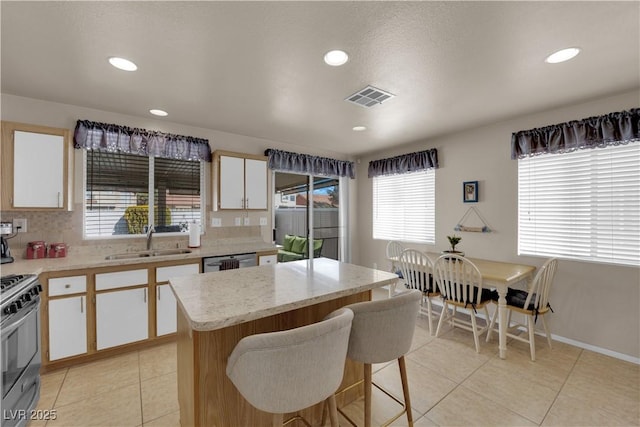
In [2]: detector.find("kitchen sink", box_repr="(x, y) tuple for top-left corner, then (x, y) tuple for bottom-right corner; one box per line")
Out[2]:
(105, 248), (192, 260)
(151, 248), (193, 256)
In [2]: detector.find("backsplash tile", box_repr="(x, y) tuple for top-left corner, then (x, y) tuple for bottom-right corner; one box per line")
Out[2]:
(0, 208), (264, 260)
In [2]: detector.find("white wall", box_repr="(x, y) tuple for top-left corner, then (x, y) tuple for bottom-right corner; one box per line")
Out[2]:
(353, 90), (640, 360)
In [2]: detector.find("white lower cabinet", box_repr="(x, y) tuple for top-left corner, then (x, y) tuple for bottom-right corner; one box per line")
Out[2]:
(155, 263), (198, 336)
(156, 284), (177, 336)
(48, 296), (87, 361)
(96, 288), (148, 350)
(258, 254), (277, 266)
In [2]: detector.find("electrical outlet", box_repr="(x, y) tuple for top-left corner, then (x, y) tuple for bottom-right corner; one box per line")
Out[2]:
(211, 217), (222, 227)
(243, 217), (250, 226)
(259, 217), (267, 226)
(234, 217), (242, 226)
(13, 218), (27, 233)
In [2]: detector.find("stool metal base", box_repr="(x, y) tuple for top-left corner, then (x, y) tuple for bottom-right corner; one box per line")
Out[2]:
(329, 359), (412, 427)
(336, 380), (410, 427)
(283, 414), (312, 427)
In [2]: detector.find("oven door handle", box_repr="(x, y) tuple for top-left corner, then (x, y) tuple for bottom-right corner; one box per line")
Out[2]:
(1, 303), (39, 337)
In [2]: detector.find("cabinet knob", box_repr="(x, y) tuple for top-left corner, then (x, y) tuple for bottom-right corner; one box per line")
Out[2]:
(65, 284), (71, 288)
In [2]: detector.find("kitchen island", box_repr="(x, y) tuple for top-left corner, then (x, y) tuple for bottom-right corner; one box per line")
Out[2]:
(170, 258), (399, 426)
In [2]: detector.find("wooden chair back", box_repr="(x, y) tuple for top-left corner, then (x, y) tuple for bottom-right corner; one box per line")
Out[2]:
(524, 258), (558, 313)
(398, 249), (434, 294)
(434, 254), (483, 306)
(386, 241), (404, 261)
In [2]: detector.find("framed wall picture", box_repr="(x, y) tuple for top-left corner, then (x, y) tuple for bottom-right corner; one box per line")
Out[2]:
(463, 181), (478, 203)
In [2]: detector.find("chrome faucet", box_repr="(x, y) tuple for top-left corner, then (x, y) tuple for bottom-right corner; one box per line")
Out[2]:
(146, 226), (155, 250)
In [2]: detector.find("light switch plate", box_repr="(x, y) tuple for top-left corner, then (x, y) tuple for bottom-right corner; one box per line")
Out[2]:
(13, 218), (27, 233)
(234, 217), (242, 226)
(243, 217), (250, 226)
(211, 217), (222, 227)
(259, 217), (267, 226)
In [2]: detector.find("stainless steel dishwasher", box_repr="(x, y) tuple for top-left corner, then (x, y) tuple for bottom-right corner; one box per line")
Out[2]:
(202, 253), (257, 272)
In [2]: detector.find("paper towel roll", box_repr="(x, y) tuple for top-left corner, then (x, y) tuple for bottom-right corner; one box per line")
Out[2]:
(188, 221), (201, 248)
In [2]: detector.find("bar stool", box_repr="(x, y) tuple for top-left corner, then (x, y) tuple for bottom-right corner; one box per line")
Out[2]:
(331, 289), (422, 427)
(226, 308), (354, 427)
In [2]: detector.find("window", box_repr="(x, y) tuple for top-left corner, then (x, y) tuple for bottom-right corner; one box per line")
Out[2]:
(85, 150), (203, 238)
(518, 143), (640, 266)
(373, 169), (435, 244)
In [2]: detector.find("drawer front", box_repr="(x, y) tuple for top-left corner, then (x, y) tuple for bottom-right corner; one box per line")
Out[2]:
(49, 275), (87, 296)
(258, 254), (277, 266)
(95, 269), (148, 291)
(156, 263), (199, 283)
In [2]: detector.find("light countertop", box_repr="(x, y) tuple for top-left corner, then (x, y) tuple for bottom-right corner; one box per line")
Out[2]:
(0, 239), (277, 276)
(170, 257), (399, 331)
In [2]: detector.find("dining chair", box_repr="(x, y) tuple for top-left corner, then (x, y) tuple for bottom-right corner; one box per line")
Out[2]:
(226, 308), (354, 427)
(433, 254), (493, 353)
(486, 257), (558, 361)
(327, 290), (422, 427)
(385, 241), (405, 297)
(385, 240), (404, 274)
(398, 249), (440, 335)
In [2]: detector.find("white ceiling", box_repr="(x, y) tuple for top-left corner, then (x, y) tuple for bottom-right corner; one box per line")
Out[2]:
(2, 1), (638, 156)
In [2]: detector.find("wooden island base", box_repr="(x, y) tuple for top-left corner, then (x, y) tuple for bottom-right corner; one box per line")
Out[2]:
(177, 290), (370, 427)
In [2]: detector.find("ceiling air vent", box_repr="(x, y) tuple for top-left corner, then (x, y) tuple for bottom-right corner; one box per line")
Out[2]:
(345, 85), (395, 108)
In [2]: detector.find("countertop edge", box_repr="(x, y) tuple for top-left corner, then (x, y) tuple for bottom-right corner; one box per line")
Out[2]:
(183, 276), (398, 332)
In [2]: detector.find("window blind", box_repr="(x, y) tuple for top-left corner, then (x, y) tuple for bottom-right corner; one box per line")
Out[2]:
(373, 170), (435, 244)
(518, 143), (640, 266)
(85, 150), (203, 237)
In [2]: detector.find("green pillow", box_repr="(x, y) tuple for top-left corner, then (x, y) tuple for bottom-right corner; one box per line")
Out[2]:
(312, 239), (323, 256)
(291, 236), (306, 254)
(283, 234), (295, 251)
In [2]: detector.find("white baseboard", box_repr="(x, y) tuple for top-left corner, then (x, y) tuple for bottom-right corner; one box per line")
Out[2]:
(549, 334), (640, 365)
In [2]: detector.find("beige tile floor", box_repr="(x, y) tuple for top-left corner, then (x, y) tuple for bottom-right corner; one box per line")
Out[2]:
(29, 289), (639, 427)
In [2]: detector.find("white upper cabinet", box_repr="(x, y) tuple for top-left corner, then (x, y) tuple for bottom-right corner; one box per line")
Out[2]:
(244, 158), (267, 210)
(215, 151), (268, 210)
(1, 121), (72, 210)
(219, 155), (245, 209)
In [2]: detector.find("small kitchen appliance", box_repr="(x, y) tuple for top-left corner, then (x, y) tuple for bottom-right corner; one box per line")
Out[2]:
(1, 222), (15, 264)
(26, 241), (46, 260)
(47, 243), (67, 258)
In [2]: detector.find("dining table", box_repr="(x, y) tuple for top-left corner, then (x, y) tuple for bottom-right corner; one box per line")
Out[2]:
(389, 252), (536, 359)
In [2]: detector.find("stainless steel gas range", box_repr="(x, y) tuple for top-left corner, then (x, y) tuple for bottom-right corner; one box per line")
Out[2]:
(1, 274), (43, 427)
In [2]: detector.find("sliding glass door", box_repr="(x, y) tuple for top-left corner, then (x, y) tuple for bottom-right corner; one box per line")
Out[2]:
(273, 172), (344, 261)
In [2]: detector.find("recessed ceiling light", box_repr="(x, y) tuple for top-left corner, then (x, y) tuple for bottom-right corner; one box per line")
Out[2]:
(108, 56), (138, 71)
(352, 126), (367, 132)
(324, 50), (349, 66)
(545, 47), (581, 64)
(149, 109), (168, 117)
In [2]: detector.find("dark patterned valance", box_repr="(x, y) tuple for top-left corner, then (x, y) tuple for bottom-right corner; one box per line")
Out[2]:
(511, 108), (640, 159)
(264, 149), (355, 179)
(74, 120), (211, 162)
(368, 148), (438, 178)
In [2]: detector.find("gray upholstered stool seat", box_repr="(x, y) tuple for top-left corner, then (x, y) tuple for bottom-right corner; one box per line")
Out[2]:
(330, 289), (422, 427)
(226, 308), (354, 427)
